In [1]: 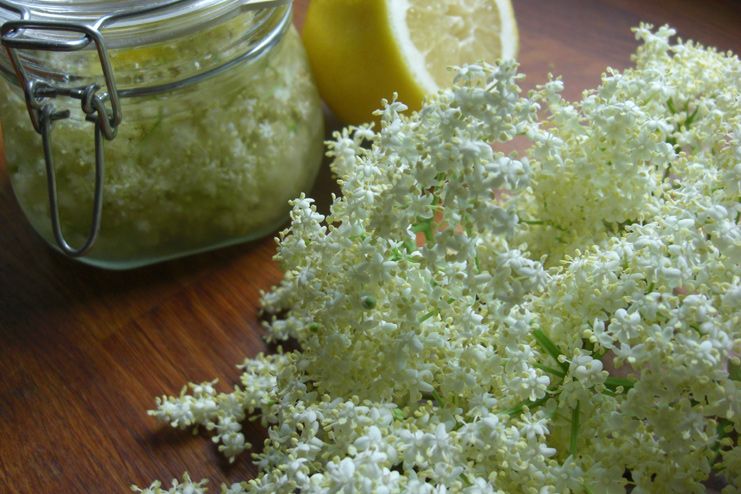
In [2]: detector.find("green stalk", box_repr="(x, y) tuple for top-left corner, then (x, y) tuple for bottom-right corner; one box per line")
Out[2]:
(729, 360), (741, 382)
(430, 390), (446, 407)
(667, 97), (677, 114)
(569, 400), (580, 457)
(534, 363), (566, 378)
(604, 376), (635, 391)
(418, 311), (436, 323)
(685, 106), (699, 127)
(533, 329), (569, 373)
(412, 218), (435, 242)
(506, 395), (550, 416)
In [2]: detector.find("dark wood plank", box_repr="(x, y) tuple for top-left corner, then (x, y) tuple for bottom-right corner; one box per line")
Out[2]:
(515, 0), (741, 99)
(0, 1), (739, 493)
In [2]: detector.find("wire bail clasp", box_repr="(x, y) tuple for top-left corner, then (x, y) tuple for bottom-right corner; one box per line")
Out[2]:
(1, 19), (121, 257)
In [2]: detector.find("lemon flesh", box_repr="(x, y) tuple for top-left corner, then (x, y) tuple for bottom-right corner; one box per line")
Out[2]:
(302, 0), (518, 124)
(391, 0), (518, 93)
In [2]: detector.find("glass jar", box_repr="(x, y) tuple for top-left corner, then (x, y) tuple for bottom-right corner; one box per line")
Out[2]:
(0, 0), (324, 269)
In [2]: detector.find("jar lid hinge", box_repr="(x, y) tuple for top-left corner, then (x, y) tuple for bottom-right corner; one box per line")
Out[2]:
(1, 17), (121, 256)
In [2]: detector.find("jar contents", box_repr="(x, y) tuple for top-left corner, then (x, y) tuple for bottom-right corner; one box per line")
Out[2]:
(0, 24), (324, 269)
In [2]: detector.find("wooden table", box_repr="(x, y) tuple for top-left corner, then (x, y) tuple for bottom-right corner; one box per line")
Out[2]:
(1, 1), (739, 492)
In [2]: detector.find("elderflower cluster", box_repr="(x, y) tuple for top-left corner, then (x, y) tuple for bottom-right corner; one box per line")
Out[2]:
(137, 25), (740, 493)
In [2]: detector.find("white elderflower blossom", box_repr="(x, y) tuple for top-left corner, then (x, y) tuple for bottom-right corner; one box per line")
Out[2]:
(137, 25), (740, 494)
(132, 474), (208, 494)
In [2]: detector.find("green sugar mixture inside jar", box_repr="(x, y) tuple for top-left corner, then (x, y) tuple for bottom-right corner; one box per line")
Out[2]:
(0, 3), (324, 269)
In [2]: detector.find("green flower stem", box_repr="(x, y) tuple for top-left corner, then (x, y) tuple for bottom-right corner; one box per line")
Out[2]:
(684, 106), (699, 128)
(412, 217), (435, 242)
(430, 390), (446, 407)
(534, 363), (566, 378)
(419, 311), (436, 323)
(569, 400), (580, 457)
(604, 376), (635, 391)
(533, 329), (569, 373)
(601, 387), (617, 397)
(729, 360), (741, 382)
(667, 97), (678, 114)
(506, 395), (551, 416)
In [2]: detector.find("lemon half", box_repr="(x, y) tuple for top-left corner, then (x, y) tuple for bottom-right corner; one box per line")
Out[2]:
(302, 0), (518, 124)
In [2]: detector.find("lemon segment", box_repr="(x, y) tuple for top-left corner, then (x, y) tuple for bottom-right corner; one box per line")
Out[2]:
(391, 0), (519, 92)
(302, 0), (518, 124)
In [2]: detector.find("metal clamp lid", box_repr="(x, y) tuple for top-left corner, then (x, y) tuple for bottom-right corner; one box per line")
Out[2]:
(1, 10), (122, 256)
(0, 0), (290, 258)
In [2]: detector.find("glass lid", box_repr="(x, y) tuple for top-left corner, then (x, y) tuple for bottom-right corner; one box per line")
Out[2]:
(0, 0), (290, 48)
(0, 0), (292, 94)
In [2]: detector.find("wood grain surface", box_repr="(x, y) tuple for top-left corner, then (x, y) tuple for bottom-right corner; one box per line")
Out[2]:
(0, 1), (739, 493)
